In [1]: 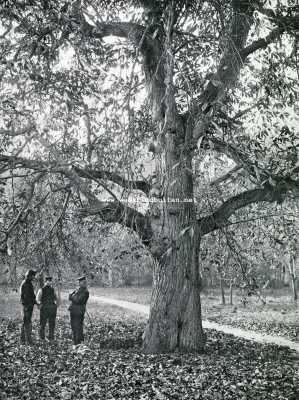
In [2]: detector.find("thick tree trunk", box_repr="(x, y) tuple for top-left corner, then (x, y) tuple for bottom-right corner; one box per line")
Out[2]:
(143, 6), (206, 352)
(144, 230), (205, 353)
(143, 115), (206, 352)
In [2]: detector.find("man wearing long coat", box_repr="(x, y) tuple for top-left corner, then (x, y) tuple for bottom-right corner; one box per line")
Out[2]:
(36, 276), (59, 341)
(69, 276), (89, 345)
(20, 269), (37, 345)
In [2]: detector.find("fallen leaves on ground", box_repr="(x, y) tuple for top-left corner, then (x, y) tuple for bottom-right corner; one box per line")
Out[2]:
(0, 316), (298, 400)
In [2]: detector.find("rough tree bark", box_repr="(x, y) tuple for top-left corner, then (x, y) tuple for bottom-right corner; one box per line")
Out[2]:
(144, 116), (206, 352)
(141, 3), (207, 352)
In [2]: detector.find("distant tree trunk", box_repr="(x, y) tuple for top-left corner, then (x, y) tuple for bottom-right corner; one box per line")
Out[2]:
(210, 270), (214, 287)
(229, 280), (233, 305)
(108, 269), (113, 287)
(8, 259), (17, 288)
(241, 288), (247, 308)
(0, 262), (8, 285)
(289, 256), (298, 302)
(220, 275), (226, 305)
(282, 264), (286, 286)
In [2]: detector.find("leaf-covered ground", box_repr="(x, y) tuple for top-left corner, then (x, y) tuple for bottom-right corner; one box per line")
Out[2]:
(1, 314), (298, 400)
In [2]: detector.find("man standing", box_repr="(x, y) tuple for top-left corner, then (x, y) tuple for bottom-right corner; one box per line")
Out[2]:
(20, 269), (37, 345)
(36, 276), (59, 341)
(69, 276), (89, 346)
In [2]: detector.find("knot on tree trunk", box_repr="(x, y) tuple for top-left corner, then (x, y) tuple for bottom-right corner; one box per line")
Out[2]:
(150, 236), (171, 259)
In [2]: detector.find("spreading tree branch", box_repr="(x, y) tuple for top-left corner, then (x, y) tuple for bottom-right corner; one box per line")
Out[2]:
(0, 153), (152, 244)
(200, 136), (266, 182)
(82, 19), (166, 121)
(209, 165), (243, 186)
(198, 179), (299, 236)
(73, 166), (151, 195)
(241, 26), (285, 59)
(193, 0), (255, 139)
(252, 2), (299, 32)
(192, 1), (294, 140)
(0, 123), (35, 137)
(75, 201), (152, 245)
(0, 154), (150, 195)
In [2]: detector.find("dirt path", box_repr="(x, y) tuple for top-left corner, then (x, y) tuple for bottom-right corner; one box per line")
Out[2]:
(91, 295), (299, 352)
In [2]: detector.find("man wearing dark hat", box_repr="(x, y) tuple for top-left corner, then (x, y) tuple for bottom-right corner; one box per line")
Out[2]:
(36, 276), (59, 341)
(69, 276), (89, 346)
(19, 269), (37, 345)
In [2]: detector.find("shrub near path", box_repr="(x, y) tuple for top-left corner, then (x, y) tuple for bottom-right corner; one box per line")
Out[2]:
(0, 292), (298, 400)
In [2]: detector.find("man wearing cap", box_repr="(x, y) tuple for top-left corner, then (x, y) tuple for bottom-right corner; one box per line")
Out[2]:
(19, 269), (37, 345)
(36, 276), (59, 341)
(69, 276), (89, 345)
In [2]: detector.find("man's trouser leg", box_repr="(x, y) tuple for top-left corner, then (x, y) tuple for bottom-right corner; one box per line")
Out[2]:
(48, 305), (57, 341)
(21, 306), (33, 344)
(21, 322), (26, 344)
(77, 314), (85, 344)
(70, 312), (80, 345)
(39, 307), (48, 340)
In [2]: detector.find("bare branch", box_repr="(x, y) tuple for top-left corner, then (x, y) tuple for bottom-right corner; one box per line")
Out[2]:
(82, 104), (93, 166)
(0, 153), (151, 195)
(252, 2), (299, 32)
(193, 1), (255, 139)
(81, 18), (165, 121)
(0, 123), (35, 137)
(198, 179), (299, 236)
(47, 190), (71, 236)
(210, 165), (242, 186)
(75, 201), (152, 245)
(232, 98), (265, 121)
(201, 136), (267, 182)
(0, 154), (70, 174)
(73, 166), (151, 195)
(241, 26), (285, 59)
(221, 213), (298, 228)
